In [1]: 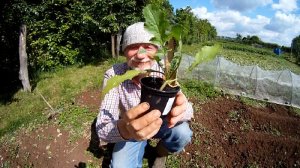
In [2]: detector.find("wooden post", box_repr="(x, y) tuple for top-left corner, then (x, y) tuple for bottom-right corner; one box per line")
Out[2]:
(19, 24), (31, 92)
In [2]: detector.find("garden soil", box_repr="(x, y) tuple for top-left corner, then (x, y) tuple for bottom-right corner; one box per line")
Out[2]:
(1, 89), (300, 167)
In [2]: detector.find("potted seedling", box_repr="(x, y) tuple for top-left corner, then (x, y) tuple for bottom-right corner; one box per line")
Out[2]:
(102, 4), (220, 116)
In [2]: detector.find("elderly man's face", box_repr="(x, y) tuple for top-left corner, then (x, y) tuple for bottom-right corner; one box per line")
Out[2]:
(124, 43), (157, 70)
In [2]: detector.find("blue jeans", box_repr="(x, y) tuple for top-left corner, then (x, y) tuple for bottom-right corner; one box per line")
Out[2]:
(110, 121), (193, 168)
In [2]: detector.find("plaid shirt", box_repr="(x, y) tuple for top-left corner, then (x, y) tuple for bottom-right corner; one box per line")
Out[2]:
(96, 62), (193, 143)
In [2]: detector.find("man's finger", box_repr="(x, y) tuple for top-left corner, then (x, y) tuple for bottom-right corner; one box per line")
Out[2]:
(128, 110), (161, 131)
(174, 92), (186, 106)
(135, 118), (163, 140)
(144, 118), (163, 139)
(168, 112), (185, 128)
(170, 103), (186, 117)
(125, 102), (150, 120)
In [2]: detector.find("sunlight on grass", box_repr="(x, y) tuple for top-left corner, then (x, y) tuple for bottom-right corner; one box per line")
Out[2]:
(0, 58), (122, 139)
(0, 91), (46, 138)
(58, 105), (95, 142)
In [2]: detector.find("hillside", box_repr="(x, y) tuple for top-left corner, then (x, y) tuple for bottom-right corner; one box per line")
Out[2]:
(183, 40), (300, 75)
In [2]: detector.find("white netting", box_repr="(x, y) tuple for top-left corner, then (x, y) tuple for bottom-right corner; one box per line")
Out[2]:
(178, 55), (300, 109)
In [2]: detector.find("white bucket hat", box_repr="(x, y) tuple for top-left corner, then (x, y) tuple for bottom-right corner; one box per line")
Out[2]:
(122, 22), (157, 51)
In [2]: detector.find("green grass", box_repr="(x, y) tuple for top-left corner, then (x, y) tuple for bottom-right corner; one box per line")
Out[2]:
(289, 106), (300, 116)
(0, 90), (47, 138)
(240, 96), (267, 108)
(220, 48), (300, 75)
(180, 79), (221, 101)
(57, 105), (96, 141)
(183, 41), (300, 75)
(0, 58), (123, 140)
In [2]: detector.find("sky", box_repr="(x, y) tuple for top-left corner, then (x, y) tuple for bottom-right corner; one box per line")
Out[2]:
(169, 0), (300, 47)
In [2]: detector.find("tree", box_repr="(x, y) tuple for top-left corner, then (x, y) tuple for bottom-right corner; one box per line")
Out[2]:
(19, 24), (31, 92)
(236, 33), (242, 41)
(175, 7), (195, 44)
(175, 6), (217, 44)
(249, 35), (261, 44)
(291, 35), (300, 64)
(1, 0), (32, 95)
(197, 19), (217, 42)
(145, 0), (174, 18)
(84, 0), (146, 58)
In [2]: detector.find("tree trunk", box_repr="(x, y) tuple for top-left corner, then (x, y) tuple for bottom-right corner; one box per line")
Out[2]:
(111, 34), (116, 58)
(116, 30), (122, 57)
(19, 24), (31, 92)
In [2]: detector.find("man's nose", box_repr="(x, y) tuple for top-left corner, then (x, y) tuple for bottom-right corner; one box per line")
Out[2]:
(136, 46), (147, 59)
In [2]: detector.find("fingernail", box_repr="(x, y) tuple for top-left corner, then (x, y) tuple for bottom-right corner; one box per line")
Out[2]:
(156, 118), (162, 125)
(154, 110), (161, 117)
(142, 102), (150, 109)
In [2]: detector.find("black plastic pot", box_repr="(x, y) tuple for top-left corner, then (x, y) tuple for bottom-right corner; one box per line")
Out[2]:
(140, 77), (180, 116)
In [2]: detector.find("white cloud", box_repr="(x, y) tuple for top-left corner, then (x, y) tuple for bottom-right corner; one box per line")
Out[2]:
(265, 11), (300, 45)
(272, 0), (298, 13)
(265, 11), (299, 32)
(192, 6), (300, 46)
(212, 0), (273, 12)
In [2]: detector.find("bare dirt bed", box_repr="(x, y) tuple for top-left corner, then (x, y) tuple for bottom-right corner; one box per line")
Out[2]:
(181, 96), (300, 167)
(1, 90), (300, 167)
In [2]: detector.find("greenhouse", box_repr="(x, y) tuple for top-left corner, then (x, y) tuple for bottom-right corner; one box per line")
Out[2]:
(178, 55), (300, 109)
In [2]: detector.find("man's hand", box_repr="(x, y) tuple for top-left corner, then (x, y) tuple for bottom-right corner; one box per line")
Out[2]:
(167, 92), (187, 128)
(117, 102), (163, 141)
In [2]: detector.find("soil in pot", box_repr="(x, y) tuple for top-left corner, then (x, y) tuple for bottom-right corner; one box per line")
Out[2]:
(140, 77), (180, 116)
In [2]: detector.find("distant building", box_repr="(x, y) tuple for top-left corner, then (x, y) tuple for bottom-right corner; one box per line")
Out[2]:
(273, 48), (282, 55)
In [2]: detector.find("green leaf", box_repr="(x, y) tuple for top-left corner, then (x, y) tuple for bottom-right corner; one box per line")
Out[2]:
(155, 49), (165, 61)
(169, 25), (182, 41)
(188, 44), (221, 72)
(101, 70), (145, 98)
(143, 4), (169, 47)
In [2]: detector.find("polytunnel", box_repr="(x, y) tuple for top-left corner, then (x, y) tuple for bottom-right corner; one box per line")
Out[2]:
(178, 55), (300, 109)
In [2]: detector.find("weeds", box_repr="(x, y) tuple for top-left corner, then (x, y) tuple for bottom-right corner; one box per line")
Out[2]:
(166, 154), (181, 168)
(1, 161), (11, 168)
(270, 127), (281, 136)
(57, 104), (96, 142)
(244, 162), (259, 168)
(289, 106), (300, 116)
(228, 110), (240, 122)
(258, 123), (281, 136)
(240, 96), (267, 108)
(181, 79), (220, 101)
(228, 133), (239, 145)
(240, 119), (253, 131)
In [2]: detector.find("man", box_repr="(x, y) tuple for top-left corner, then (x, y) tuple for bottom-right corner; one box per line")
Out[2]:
(96, 22), (193, 168)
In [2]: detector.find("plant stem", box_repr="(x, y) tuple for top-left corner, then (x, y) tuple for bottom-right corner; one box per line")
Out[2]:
(159, 79), (178, 91)
(165, 37), (176, 79)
